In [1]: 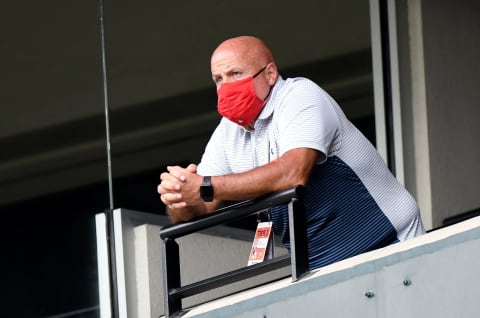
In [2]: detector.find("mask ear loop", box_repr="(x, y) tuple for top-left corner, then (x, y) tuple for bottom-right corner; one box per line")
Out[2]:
(255, 63), (274, 102)
(263, 84), (273, 102)
(253, 64), (268, 78)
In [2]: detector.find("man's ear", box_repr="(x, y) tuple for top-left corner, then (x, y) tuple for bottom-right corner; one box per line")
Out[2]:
(266, 63), (279, 85)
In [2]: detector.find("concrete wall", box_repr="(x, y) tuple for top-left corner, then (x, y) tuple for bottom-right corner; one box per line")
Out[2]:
(184, 216), (480, 318)
(96, 209), (289, 318)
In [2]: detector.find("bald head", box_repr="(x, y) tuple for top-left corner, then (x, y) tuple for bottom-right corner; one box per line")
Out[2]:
(211, 36), (275, 67)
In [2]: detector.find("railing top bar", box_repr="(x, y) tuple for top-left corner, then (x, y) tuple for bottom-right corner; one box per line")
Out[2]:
(160, 186), (305, 240)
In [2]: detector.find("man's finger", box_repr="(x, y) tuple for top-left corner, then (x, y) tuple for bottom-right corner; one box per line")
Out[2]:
(167, 166), (187, 181)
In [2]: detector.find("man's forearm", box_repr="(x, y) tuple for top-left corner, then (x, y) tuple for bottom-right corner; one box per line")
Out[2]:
(210, 148), (318, 201)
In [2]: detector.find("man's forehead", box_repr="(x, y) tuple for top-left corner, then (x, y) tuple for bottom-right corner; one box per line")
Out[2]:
(211, 50), (250, 71)
(212, 44), (250, 61)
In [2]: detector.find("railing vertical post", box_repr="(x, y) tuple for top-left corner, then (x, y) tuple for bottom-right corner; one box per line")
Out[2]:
(162, 238), (181, 317)
(288, 197), (308, 281)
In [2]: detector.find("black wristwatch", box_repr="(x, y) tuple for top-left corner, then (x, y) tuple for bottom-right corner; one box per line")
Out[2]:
(200, 176), (214, 202)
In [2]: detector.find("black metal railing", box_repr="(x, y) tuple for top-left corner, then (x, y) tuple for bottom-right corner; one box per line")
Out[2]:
(159, 186), (308, 317)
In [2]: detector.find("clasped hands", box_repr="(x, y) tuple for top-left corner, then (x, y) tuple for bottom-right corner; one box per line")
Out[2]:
(158, 163), (203, 210)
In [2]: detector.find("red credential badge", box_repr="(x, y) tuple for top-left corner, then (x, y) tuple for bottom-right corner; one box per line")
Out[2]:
(247, 221), (273, 266)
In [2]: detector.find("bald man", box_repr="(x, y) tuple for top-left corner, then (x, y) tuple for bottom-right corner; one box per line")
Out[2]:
(158, 36), (425, 270)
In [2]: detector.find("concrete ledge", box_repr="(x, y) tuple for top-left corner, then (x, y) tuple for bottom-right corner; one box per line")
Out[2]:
(183, 216), (480, 318)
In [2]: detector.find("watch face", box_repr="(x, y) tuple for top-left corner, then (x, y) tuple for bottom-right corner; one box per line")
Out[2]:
(200, 185), (214, 202)
(200, 176), (214, 202)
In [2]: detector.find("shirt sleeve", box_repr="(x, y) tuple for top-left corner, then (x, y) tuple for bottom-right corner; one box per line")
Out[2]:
(197, 119), (230, 176)
(275, 78), (340, 163)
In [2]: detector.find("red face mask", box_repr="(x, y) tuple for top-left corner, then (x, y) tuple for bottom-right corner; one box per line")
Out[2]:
(217, 66), (268, 126)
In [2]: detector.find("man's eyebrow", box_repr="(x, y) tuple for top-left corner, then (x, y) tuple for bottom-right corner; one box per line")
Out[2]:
(212, 71), (223, 77)
(212, 67), (241, 77)
(226, 67), (245, 75)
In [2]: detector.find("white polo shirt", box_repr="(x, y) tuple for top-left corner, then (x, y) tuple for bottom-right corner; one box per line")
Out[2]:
(198, 76), (425, 270)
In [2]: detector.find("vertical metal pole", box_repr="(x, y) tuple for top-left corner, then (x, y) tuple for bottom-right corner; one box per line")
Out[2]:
(99, 0), (114, 210)
(288, 198), (308, 281)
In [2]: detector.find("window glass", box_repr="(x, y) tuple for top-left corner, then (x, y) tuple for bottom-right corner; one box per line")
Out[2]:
(0, 1), (373, 316)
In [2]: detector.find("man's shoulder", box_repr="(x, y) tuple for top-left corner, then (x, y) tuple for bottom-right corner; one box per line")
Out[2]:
(278, 76), (325, 97)
(283, 76), (320, 87)
(273, 76), (329, 105)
